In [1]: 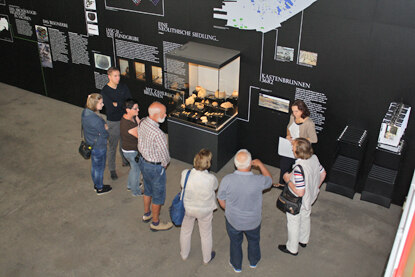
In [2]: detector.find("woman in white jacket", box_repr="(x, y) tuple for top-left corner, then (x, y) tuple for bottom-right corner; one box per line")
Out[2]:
(180, 149), (218, 264)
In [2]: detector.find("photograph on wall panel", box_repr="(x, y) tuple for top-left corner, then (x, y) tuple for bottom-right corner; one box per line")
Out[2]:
(135, 62), (146, 81)
(105, 0), (164, 16)
(35, 25), (49, 42)
(258, 93), (290, 113)
(119, 58), (130, 78)
(299, 50), (318, 67)
(38, 42), (53, 68)
(94, 53), (112, 70)
(85, 0), (96, 10)
(152, 66), (162, 85)
(0, 14), (13, 42)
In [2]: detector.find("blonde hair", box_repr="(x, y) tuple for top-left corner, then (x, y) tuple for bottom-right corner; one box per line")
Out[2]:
(193, 149), (212, 171)
(293, 138), (313, 159)
(85, 93), (103, 111)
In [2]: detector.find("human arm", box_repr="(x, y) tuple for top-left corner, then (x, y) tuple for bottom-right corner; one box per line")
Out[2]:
(286, 115), (294, 141)
(319, 165), (326, 188)
(218, 199), (226, 210)
(128, 127), (138, 138)
(303, 118), (318, 143)
(156, 132), (170, 168)
(251, 159), (271, 178)
(217, 178), (227, 210)
(283, 167), (305, 197)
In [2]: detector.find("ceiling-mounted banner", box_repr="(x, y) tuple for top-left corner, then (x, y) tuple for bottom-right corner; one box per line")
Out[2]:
(214, 0), (317, 33)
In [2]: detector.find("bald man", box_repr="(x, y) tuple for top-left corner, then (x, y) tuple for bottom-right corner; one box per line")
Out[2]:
(137, 102), (172, 231)
(217, 149), (272, 272)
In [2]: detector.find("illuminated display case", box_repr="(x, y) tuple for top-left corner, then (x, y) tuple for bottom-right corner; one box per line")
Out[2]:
(165, 42), (240, 131)
(165, 42), (240, 172)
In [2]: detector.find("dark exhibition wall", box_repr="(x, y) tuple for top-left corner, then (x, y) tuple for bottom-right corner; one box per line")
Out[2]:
(0, 0), (414, 205)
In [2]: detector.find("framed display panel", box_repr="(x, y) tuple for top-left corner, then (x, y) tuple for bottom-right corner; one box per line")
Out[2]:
(258, 93), (290, 113)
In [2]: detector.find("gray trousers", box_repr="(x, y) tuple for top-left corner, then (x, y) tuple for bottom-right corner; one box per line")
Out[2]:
(107, 120), (128, 172)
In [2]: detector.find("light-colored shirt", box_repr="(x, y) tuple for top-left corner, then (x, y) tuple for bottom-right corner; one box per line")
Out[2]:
(217, 171), (272, 230)
(288, 122), (300, 139)
(289, 155), (325, 210)
(137, 117), (170, 167)
(181, 169), (218, 218)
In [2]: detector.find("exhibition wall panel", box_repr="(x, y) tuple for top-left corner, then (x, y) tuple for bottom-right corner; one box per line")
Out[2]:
(0, 0), (413, 204)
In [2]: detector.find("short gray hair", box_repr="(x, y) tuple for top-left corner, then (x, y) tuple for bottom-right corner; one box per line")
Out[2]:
(148, 104), (161, 116)
(234, 149), (252, 170)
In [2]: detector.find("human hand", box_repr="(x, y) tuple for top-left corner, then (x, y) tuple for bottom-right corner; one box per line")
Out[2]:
(113, 102), (118, 107)
(135, 115), (140, 123)
(251, 159), (262, 167)
(283, 172), (291, 183)
(286, 135), (292, 142)
(104, 124), (108, 130)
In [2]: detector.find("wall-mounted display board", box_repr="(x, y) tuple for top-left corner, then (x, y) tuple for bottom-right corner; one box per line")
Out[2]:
(0, 0), (414, 205)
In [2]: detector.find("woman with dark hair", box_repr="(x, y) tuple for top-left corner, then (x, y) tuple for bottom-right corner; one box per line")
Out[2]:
(273, 99), (318, 188)
(278, 138), (326, 256)
(120, 98), (142, 196)
(81, 93), (111, 195)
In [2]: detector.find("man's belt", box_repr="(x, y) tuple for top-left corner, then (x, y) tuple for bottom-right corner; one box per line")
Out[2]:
(138, 152), (161, 165)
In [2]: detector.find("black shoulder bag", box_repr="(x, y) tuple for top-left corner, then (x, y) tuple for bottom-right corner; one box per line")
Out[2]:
(79, 124), (93, 159)
(276, 164), (305, 215)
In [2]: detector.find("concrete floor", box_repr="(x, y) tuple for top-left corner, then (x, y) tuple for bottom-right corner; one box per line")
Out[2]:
(0, 82), (403, 277)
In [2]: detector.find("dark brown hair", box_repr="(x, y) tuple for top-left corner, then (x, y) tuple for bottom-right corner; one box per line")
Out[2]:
(293, 138), (313, 159)
(193, 149), (212, 171)
(291, 99), (310, 119)
(107, 67), (120, 75)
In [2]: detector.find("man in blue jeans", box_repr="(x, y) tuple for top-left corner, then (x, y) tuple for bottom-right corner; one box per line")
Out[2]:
(217, 149), (272, 273)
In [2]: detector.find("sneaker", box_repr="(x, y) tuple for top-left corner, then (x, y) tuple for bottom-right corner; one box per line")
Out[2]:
(110, 171), (118, 180)
(249, 264), (257, 269)
(94, 184), (111, 191)
(204, 251), (216, 265)
(229, 261), (241, 273)
(142, 212), (152, 223)
(150, 221), (173, 232)
(96, 185), (112, 195)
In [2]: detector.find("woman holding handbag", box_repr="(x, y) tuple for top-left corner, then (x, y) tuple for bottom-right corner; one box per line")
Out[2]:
(180, 149), (218, 264)
(278, 138), (326, 256)
(81, 93), (111, 195)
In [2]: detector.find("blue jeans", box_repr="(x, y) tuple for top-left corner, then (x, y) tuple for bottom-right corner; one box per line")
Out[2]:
(123, 151), (142, 196)
(91, 148), (107, 190)
(138, 157), (166, 205)
(226, 219), (261, 270)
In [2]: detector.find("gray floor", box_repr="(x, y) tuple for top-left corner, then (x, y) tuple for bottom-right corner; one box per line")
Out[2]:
(0, 82), (402, 277)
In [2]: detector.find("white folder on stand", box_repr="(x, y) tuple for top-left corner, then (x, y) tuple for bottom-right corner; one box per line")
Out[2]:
(278, 137), (295, 159)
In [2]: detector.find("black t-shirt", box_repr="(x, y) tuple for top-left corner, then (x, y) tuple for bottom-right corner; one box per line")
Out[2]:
(101, 83), (132, 121)
(120, 117), (138, 151)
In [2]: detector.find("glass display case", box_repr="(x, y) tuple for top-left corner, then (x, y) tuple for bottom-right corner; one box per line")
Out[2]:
(165, 42), (240, 131)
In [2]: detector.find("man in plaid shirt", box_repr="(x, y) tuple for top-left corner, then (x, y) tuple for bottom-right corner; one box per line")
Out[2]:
(138, 102), (173, 231)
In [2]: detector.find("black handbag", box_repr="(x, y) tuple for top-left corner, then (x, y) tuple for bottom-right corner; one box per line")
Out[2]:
(276, 165), (304, 215)
(79, 125), (93, 159)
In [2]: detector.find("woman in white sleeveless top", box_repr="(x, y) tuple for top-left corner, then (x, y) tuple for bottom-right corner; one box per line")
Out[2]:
(278, 138), (326, 255)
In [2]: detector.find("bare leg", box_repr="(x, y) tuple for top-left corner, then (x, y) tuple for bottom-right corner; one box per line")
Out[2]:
(152, 204), (161, 222)
(144, 195), (152, 214)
